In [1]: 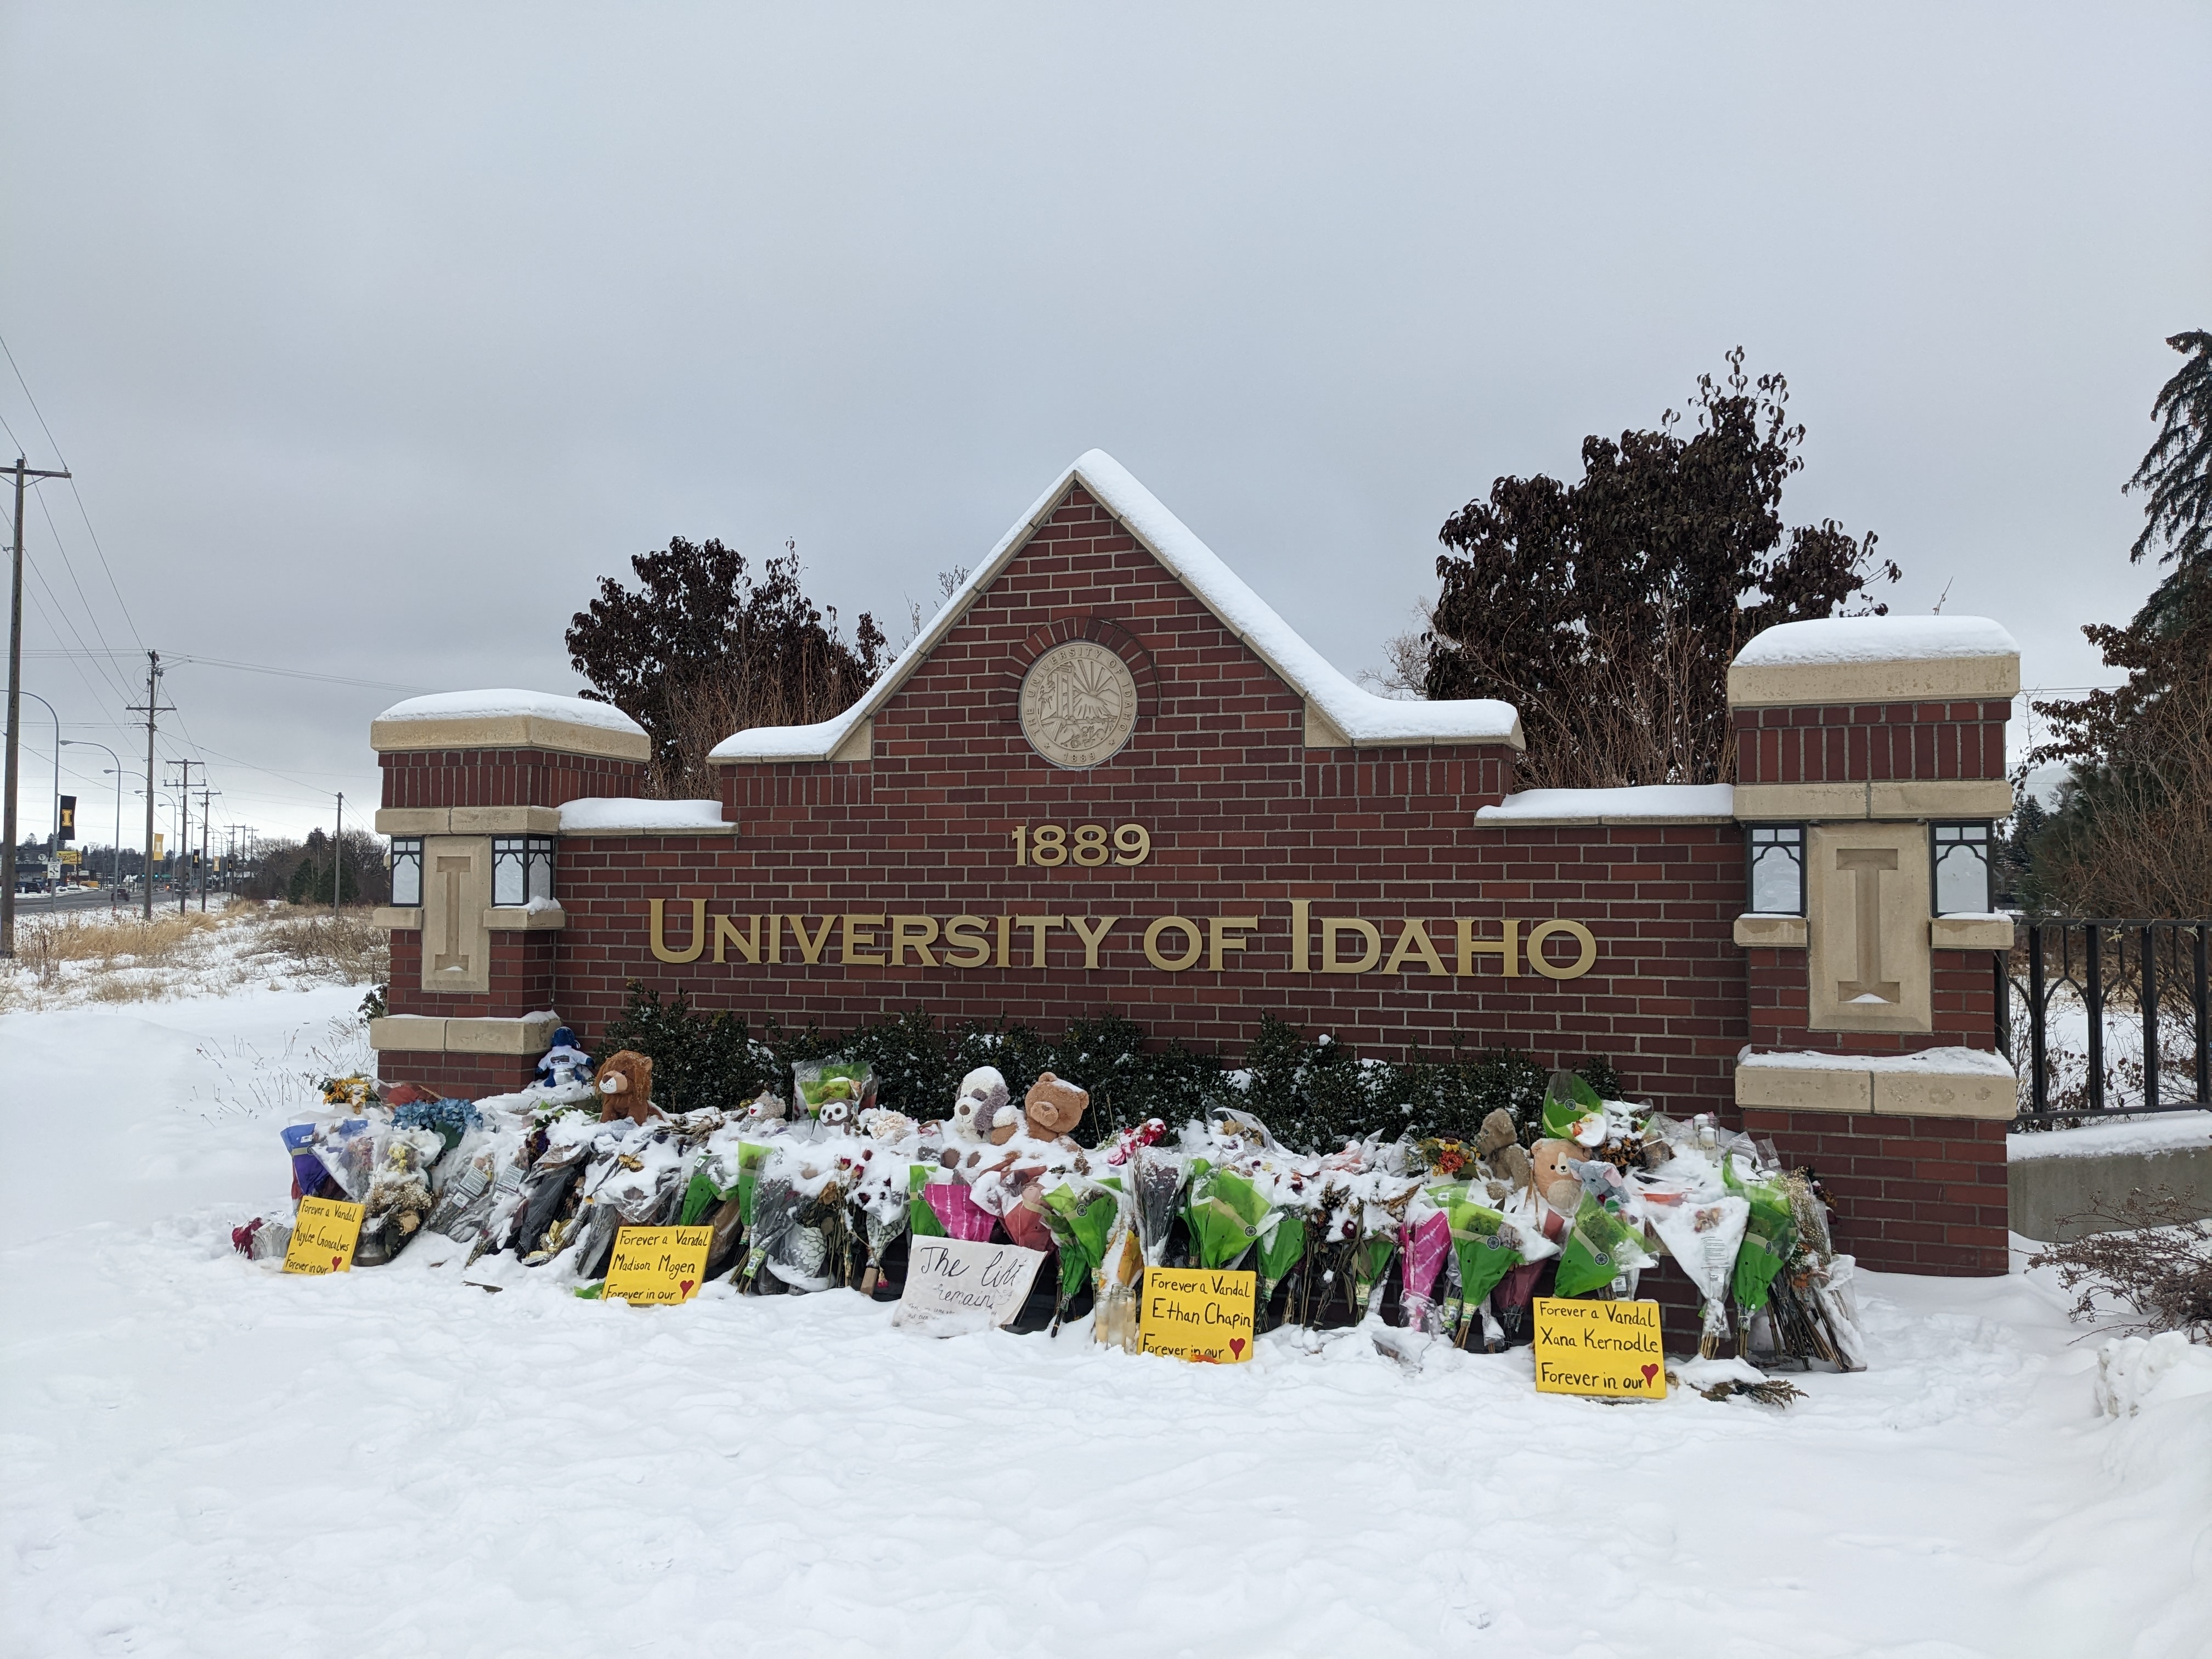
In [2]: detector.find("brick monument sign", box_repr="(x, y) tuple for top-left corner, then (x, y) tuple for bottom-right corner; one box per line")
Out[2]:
(368, 450), (2021, 1276)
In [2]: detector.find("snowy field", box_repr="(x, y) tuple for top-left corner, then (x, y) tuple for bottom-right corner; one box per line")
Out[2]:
(4, 986), (2209, 1659)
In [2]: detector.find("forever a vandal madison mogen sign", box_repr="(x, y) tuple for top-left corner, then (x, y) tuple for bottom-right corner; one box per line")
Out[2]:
(645, 897), (1601, 980)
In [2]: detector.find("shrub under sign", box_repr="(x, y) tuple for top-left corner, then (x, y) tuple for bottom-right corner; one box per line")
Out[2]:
(1531, 1297), (1667, 1399)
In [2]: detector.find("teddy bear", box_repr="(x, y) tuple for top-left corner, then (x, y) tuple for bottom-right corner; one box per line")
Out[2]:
(1022, 1071), (1088, 1142)
(989, 1104), (1022, 1146)
(1528, 1138), (1587, 1218)
(594, 1050), (658, 1125)
(948, 1066), (1008, 1144)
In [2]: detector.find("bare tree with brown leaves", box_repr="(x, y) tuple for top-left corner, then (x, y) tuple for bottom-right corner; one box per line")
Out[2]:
(1420, 349), (1898, 788)
(567, 538), (887, 798)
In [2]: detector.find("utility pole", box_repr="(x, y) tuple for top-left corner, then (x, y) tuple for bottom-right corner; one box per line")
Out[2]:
(333, 791), (343, 918)
(127, 652), (171, 922)
(167, 759), (202, 916)
(195, 788), (216, 910)
(2, 454), (72, 959)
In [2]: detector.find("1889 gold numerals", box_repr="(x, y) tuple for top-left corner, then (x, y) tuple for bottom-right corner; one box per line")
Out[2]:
(1012, 822), (1150, 868)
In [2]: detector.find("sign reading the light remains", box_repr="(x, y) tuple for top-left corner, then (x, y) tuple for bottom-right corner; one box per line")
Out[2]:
(1532, 1297), (1667, 1400)
(1140, 1267), (1256, 1364)
(284, 1197), (365, 1276)
(603, 1226), (713, 1306)
(894, 1237), (1046, 1331)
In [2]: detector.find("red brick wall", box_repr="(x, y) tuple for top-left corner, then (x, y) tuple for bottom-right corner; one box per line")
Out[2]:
(380, 748), (645, 810)
(1740, 1108), (2010, 1274)
(1733, 699), (2011, 784)
(535, 488), (1752, 1115)
(387, 930), (559, 1020)
(377, 1051), (542, 1099)
(368, 481), (2023, 1277)
(1746, 947), (2001, 1054)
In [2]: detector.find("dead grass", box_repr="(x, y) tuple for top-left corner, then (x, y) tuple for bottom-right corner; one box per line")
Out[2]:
(238, 906), (390, 984)
(0, 901), (389, 1010)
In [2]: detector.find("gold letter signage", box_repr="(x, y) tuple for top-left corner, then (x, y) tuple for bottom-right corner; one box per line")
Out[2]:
(641, 901), (1601, 980)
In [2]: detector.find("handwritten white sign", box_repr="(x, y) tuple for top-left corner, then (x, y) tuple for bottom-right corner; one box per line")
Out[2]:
(894, 1237), (1046, 1333)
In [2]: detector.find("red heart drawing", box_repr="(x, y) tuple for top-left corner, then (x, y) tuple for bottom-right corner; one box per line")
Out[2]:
(1641, 1363), (1660, 1385)
(1230, 1338), (1247, 1359)
(331, 1255), (343, 1270)
(679, 1279), (696, 1297)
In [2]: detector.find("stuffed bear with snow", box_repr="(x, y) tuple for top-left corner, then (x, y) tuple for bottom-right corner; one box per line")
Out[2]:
(948, 1066), (1008, 1144)
(1529, 1139), (1587, 1218)
(594, 1050), (658, 1125)
(1022, 1071), (1088, 1142)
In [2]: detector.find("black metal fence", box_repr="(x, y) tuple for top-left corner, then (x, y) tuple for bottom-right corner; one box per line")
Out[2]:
(2005, 918), (2211, 1121)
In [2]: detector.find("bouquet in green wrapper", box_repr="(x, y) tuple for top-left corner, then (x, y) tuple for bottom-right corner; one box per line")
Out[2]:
(907, 1161), (949, 1239)
(1255, 1211), (1306, 1320)
(1427, 1181), (1523, 1310)
(1040, 1181), (1121, 1333)
(1541, 1070), (1608, 1147)
(1183, 1163), (1271, 1272)
(1725, 1155), (1797, 1314)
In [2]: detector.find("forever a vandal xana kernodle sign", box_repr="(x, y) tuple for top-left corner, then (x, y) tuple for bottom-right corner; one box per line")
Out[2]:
(893, 1237), (1046, 1333)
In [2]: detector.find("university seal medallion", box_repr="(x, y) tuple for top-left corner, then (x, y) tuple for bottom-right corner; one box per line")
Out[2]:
(1019, 640), (1139, 768)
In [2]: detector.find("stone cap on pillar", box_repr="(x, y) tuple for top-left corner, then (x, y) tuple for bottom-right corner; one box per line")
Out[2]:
(1735, 1045), (2018, 1118)
(371, 690), (650, 762)
(1727, 616), (2020, 710)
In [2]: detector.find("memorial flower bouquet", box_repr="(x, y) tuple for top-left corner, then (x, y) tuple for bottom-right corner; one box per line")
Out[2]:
(1183, 1162), (1272, 1272)
(1397, 1207), (1453, 1333)
(735, 1173), (801, 1290)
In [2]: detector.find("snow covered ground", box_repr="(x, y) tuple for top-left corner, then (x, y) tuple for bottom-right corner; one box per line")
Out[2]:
(4, 987), (2208, 1658)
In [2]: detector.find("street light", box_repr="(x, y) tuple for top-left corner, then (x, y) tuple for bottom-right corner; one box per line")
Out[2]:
(132, 789), (176, 898)
(61, 739), (122, 892)
(15, 689), (60, 880)
(20, 690), (60, 840)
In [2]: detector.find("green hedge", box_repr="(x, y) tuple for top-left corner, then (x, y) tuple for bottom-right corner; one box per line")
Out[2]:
(589, 983), (1620, 1153)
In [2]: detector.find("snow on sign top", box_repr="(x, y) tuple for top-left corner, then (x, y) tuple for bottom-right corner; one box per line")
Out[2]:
(710, 449), (1526, 764)
(1733, 616), (2021, 668)
(558, 798), (731, 834)
(1475, 783), (1736, 823)
(374, 690), (645, 734)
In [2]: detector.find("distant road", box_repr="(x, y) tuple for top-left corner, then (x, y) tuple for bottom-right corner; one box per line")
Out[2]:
(14, 885), (192, 916)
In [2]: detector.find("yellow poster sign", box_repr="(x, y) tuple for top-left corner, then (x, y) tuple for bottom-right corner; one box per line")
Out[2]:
(603, 1226), (713, 1306)
(284, 1197), (365, 1276)
(1532, 1297), (1667, 1399)
(1139, 1267), (1256, 1364)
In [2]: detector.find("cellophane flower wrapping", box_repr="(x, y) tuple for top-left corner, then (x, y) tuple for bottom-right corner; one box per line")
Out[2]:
(1184, 1163), (1270, 1272)
(1130, 1147), (1187, 1268)
(1398, 1209), (1452, 1331)
(924, 1178), (998, 1243)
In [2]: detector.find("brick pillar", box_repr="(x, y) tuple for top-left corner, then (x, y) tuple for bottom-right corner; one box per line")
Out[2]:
(1725, 620), (2021, 1275)
(366, 696), (650, 1097)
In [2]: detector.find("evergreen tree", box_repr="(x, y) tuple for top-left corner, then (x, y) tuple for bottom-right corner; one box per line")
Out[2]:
(2028, 331), (2212, 919)
(2125, 330), (2212, 634)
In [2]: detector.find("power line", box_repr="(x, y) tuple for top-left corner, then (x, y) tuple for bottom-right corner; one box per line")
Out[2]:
(0, 331), (147, 657)
(21, 646), (433, 695)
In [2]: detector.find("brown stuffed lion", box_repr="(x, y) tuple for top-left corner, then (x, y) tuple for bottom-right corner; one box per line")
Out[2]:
(594, 1049), (658, 1125)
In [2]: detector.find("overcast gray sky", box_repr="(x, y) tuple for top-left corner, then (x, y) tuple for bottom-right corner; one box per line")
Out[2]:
(2, 3), (2205, 847)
